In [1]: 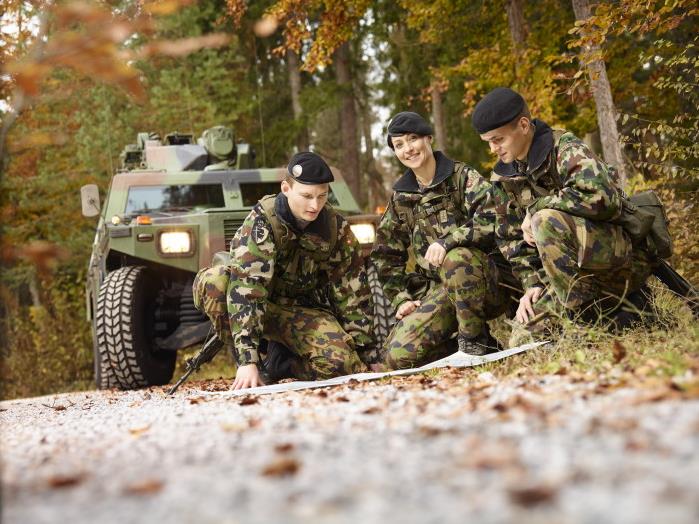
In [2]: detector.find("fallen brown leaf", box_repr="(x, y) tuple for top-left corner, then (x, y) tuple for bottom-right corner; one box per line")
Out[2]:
(239, 396), (259, 406)
(128, 425), (151, 437)
(47, 473), (85, 488)
(188, 396), (207, 405)
(261, 457), (300, 477)
(362, 406), (381, 415)
(123, 479), (164, 495)
(274, 443), (295, 453)
(612, 340), (627, 364)
(508, 484), (557, 507)
(335, 396), (350, 402)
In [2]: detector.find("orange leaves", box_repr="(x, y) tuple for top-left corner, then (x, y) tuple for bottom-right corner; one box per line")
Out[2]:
(266, 0), (371, 71)
(2, 1), (232, 106)
(142, 0), (195, 16)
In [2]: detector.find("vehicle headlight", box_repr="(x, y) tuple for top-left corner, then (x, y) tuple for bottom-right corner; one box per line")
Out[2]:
(159, 231), (192, 254)
(350, 223), (376, 245)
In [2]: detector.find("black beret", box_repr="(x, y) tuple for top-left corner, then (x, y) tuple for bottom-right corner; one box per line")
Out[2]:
(471, 87), (526, 134)
(386, 112), (433, 149)
(287, 152), (334, 184)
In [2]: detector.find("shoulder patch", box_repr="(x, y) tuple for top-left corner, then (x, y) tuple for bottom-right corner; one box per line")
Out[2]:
(251, 216), (270, 244)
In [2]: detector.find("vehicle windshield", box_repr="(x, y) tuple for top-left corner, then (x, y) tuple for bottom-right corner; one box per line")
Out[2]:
(125, 184), (225, 215)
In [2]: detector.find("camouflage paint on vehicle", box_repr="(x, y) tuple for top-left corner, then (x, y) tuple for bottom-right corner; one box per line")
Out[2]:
(83, 128), (379, 389)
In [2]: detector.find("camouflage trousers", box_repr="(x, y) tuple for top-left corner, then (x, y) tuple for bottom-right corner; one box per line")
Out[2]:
(378, 247), (517, 371)
(531, 209), (653, 311)
(193, 266), (368, 380)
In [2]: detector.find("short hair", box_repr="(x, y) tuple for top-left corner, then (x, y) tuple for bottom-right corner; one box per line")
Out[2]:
(510, 104), (531, 126)
(283, 174), (296, 186)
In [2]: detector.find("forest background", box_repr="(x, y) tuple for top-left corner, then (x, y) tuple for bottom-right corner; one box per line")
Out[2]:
(1, 0), (697, 399)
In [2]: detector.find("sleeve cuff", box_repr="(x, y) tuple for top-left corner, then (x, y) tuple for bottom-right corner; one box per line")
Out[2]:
(521, 274), (543, 290)
(436, 236), (456, 252)
(391, 291), (413, 311)
(234, 345), (261, 367)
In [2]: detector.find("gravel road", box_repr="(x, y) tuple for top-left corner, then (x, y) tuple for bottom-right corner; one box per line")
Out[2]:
(2, 369), (699, 524)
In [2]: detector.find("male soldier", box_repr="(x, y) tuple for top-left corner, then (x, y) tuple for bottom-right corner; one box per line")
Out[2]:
(193, 152), (374, 389)
(372, 112), (519, 371)
(471, 87), (654, 343)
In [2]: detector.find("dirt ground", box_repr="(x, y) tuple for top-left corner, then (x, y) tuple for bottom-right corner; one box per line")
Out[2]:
(2, 367), (699, 524)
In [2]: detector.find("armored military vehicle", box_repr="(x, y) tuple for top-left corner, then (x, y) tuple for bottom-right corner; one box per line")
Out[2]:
(81, 126), (390, 390)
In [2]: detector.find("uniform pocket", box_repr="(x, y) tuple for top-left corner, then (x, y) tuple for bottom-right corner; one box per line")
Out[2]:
(575, 219), (632, 271)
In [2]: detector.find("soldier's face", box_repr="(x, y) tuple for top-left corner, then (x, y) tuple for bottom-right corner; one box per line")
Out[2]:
(480, 117), (533, 163)
(391, 133), (433, 170)
(281, 180), (329, 222)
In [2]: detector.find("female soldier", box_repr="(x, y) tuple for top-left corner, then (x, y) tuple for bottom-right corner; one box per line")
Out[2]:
(372, 112), (518, 370)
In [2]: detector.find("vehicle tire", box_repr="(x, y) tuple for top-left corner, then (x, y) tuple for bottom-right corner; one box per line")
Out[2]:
(368, 261), (394, 347)
(95, 266), (176, 389)
(93, 316), (119, 389)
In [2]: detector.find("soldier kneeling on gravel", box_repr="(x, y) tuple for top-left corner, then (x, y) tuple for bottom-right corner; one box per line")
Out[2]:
(193, 152), (376, 390)
(471, 87), (656, 345)
(371, 111), (521, 371)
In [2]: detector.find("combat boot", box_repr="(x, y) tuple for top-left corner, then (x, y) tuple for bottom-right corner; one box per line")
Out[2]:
(260, 340), (299, 383)
(607, 285), (655, 333)
(457, 327), (503, 356)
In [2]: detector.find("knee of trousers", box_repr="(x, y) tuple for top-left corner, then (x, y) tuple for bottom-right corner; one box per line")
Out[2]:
(531, 209), (575, 245)
(440, 247), (486, 282)
(192, 265), (230, 317)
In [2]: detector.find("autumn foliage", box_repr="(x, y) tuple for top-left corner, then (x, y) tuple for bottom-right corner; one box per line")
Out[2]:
(1, 0), (697, 399)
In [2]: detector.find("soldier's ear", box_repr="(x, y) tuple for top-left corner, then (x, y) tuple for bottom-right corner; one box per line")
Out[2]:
(281, 179), (291, 194)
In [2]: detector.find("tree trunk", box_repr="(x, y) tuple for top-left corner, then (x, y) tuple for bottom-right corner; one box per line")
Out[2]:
(430, 79), (446, 153)
(359, 100), (388, 211)
(506, 0), (529, 48)
(286, 49), (309, 151)
(334, 42), (365, 208)
(572, 0), (627, 187)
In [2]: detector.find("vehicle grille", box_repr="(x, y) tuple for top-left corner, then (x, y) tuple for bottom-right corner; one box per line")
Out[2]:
(223, 219), (244, 250)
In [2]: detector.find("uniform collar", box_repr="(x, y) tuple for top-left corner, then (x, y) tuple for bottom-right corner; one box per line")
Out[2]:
(274, 193), (331, 240)
(493, 119), (553, 177)
(392, 151), (455, 193)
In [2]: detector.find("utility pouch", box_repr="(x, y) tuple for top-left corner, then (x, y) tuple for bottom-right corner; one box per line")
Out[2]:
(615, 190), (673, 259)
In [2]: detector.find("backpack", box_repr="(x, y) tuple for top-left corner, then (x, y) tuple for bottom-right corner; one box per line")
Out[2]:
(547, 132), (672, 259)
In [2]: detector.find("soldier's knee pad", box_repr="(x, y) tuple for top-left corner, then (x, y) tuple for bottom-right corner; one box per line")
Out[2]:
(531, 209), (575, 242)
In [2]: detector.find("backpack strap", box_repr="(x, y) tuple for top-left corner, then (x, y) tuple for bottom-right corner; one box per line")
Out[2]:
(258, 195), (289, 251)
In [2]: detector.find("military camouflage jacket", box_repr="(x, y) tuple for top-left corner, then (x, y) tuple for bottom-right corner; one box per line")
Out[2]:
(372, 151), (497, 309)
(490, 120), (623, 290)
(226, 193), (373, 366)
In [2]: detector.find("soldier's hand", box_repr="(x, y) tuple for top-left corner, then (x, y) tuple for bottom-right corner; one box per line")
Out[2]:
(231, 364), (264, 390)
(425, 242), (447, 267)
(521, 213), (536, 246)
(396, 300), (422, 320)
(516, 286), (543, 324)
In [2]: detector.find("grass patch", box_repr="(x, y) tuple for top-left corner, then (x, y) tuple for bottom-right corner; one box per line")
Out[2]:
(480, 283), (698, 380)
(171, 344), (237, 383)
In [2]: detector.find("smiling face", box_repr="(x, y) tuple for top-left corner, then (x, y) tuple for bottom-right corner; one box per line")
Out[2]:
(390, 133), (434, 171)
(281, 178), (329, 222)
(479, 117), (533, 164)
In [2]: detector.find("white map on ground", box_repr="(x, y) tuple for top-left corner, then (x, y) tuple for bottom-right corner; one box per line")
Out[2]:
(205, 341), (550, 397)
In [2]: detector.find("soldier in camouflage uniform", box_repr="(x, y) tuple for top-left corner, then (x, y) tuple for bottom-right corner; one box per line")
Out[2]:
(193, 152), (374, 389)
(471, 87), (654, 343)
(372, 112), (519, 371)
